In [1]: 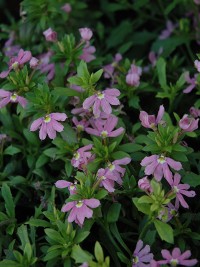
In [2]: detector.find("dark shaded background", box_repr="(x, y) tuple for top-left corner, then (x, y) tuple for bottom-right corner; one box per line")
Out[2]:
(0, 0), (20, 23)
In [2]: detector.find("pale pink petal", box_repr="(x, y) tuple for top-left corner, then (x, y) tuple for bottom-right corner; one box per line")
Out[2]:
(134, 240), (143, 254)
(154, 164), (163, 181)
(156, 105), (165, 124)
(51, 113), (67, 121)
(17, 96), (28, 108)
(84, 199), (100, 208)
(46, 122), (57, 139)
(51, 119), (64, 132)
(85, 127), (99, 136)
(30, 118), (43, 131)
(104, 116), (118, 132)
(145, 161), (158, 175)
(39, 122), (47, 140)
(141, 155), (157, 166)
(61, 202), (75, 212)
(0, 97), (10, 108)
(105, 95), (120, 105)
(161, 249), (172, 260)
(109, 127), (124, 137)
(113, 157), (131, 165)
(0, 70), (10, 78)
(93, 99), (101, 116)
(166, 158), (182, 170)
(180, 190), (196, 197)
(0, 89), (11, 97)
(180, 259), (198, 266)
(177, 194), (189, 208)
(172, 247), (181, 258)
(55, 180), (71, 188)
(83, 95), (96, 109)
(68, 207), (77, 222)
(104, 88), (120, 96)
(101, 98), (112, 114)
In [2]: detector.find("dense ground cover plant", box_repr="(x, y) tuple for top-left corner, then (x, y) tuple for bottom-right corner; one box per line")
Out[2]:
(0, 0), (200, 266)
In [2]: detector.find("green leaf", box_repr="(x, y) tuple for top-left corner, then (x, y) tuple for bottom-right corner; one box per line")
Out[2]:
(154, 220), (174, 244)
(111, 151), (130, 160)
(138, 196), (153, 204)
(17, 225), (30, 250)
(90, 69), (103, 84)
(60, 123), (77, 144)
(156, 57), (167, 90)
(4, 145), (21, 155)
(26, 218), (52, 228)
(94, 241), (104, 263)
(0, 260), (21, 267)
(107, 203), (121, 223)
(45, 229), (65, 244)
(172, 151), (188, 162)
(1, 183), (15, 218)
(182, 172), (200, 187)
(24, 243), (33, 263)
(95, 189), (108, 200)
(74, 231), (90, 244)
(132, 198), (150, 215)
(54, 87), (81, 96)
(71, 245), (93, 263)
(36, 154), (49, 168)
(118, 143), (142, 153)
(43, 250), (61, 261)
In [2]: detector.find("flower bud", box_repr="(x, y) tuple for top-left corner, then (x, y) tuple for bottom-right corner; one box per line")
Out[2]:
(43, 28), (57, 42)
(79, 28), (93, 41)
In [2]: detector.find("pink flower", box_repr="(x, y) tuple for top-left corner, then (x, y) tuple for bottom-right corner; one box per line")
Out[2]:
(132, 240), (153, 267)
(179, 114), (199, 132)
(183, 72), (197, 93)
(194, 59), (200, 72)
(79, 43), (96, 62)
(170, 173), (196, 209)
(194, 0), (200, 4)
(0, 49), (32, 78)
(126, 64), (142, 87)
(72, 117), (89, 132)
(0, 89), (27, 108)
(97, 168), (117, 192)
(55, 180), (77, 195)
(159, 20), (176, 40)
(106, 157), (131, 185)
(79, 263), (88, 267)
(30, 113), (67, 140)
(190, 107), (200, 118)
(140, 154), (182, 184)
(85, 115), (124, 139)
(61, 198), (100, 227)
(37, 51), (55, 81)
(83, 88), (120, 117)
(30, 57), (39, 68)
(43, 28), (57, 42)
(158, 248), (197, 266)
(79, 28), (93, 41)
(103, 53), (122, 79)
(138, 176), (152, 193)
(148, 48), (163, 67)
(71, 144), (94, 170)
(139, 105), (165, 129)
(61, 3), (72, 13)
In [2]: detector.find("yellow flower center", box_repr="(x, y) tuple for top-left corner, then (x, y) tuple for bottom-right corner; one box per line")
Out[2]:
(170, 259), (178, 267)
(77, 124), (84, 131)
(157, 155), (166, 164)
(44, 115), (51, 123)
(10, 93), (17, 102)
(74, 152), (80, 160)
(12, 61), (19, 70)
(101, 130), (108, 138)
(132, 256), (139, 264)
(69, 185), (75, 190)
(76, 200), (83, 208)
(97, 92), (105, 100)
(108, 163), (115, 171)
(173, 186), (179, 193)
